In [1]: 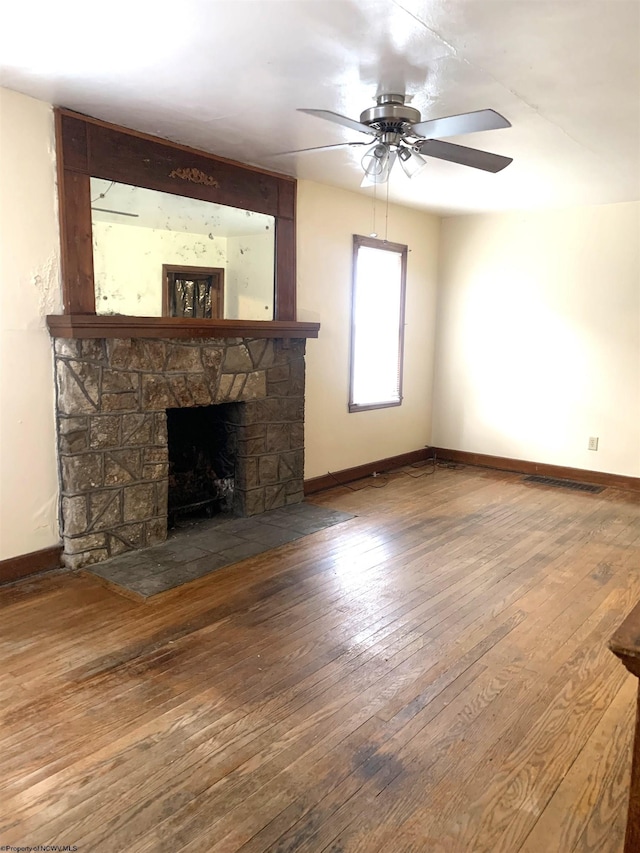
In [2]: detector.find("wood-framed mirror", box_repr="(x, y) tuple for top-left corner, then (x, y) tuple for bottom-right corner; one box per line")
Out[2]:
(53, 108), (299, 333)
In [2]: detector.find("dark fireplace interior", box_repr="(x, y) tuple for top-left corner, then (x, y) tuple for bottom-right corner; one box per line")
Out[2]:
(167, 404), (239, 526)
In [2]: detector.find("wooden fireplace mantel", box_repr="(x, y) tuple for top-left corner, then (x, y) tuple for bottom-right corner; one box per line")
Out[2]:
(46, 314), (320, 340)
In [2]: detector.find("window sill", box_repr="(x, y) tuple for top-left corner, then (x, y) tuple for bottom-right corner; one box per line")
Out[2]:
(348, 400), (402, 413)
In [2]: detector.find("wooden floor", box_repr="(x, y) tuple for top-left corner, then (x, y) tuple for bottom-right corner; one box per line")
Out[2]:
(1, 465), (639, 852)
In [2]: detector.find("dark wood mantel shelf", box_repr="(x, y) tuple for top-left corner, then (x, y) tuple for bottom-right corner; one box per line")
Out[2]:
(46, 315), (321, 340)
(610, 601), (640, 852)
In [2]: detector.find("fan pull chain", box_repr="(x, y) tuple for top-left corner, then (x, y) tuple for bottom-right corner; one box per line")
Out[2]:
(370, 179), (377, 237)
(384, 175), (390, 242)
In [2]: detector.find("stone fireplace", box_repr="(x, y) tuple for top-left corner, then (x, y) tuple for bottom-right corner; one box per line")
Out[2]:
(54, 336), (306, 569)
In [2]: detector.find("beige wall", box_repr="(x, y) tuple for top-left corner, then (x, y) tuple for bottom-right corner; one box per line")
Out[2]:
(0, 89), (62, 559)
(297, 180), (440, 479)
(433, 203), (640, 477)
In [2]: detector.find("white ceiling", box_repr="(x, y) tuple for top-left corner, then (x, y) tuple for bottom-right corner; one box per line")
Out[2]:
(1, 0), (639, 215)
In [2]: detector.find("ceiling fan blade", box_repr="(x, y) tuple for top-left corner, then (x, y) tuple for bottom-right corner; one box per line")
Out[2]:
(273, 141), (370, 156)
(298, 109), (376, 136)
(417, 139), (513, 173)
(411, 109), (511, 139)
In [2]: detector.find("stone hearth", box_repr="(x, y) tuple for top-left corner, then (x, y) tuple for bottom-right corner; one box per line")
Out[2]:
(54, 337), (306, 569)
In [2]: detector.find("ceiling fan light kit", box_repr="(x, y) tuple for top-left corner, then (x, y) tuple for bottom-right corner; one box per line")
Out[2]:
(397, 146), (427, 179)
(362, 142), (392, 179)
(290, 93), (513, 184)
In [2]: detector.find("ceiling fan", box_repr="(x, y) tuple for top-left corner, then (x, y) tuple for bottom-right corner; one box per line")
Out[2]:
(282, 93), (513, 184)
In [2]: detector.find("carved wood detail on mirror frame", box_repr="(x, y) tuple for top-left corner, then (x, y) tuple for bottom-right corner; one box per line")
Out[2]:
(48, 108), (319, 341)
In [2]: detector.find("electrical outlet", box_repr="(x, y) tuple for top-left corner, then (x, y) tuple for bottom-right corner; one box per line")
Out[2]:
(588, 437), (599, 451)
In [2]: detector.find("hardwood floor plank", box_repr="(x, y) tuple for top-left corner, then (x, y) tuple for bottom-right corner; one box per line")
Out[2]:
(364, 588), (635, 853)
(290, 565), (636, 850)
(1, 467), (638, 852)
(519, 674), (634, 853)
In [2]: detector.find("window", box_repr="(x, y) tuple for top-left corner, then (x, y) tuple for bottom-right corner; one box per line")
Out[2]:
(349, 235), (407, 412)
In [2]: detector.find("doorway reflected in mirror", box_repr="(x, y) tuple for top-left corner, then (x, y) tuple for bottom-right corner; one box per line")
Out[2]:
(163, 265), (224, 319)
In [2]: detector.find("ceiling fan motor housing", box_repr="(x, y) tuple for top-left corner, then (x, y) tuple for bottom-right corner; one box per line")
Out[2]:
(359, 94), (421, 138)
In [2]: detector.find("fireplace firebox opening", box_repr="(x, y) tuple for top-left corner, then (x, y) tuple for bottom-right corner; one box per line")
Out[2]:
(167, 404), (239, 526)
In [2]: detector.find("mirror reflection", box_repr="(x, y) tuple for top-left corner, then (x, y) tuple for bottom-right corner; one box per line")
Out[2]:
(90, 179), (275, 319)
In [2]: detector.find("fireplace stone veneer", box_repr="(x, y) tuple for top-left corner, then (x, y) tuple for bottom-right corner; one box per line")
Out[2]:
(53, 337), (306, 569)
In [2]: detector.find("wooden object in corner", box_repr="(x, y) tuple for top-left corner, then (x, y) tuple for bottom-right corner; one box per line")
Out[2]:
(610, 603), (640, 852)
